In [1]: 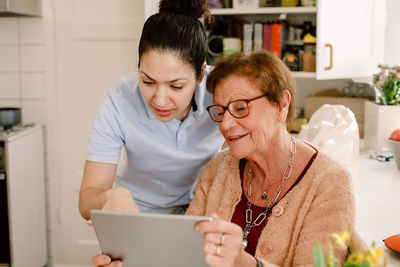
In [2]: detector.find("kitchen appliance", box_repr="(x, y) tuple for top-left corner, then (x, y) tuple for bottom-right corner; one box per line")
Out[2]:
(0, 0), (42, 16)
(0, 169), (10, 265)
(0, 108), (21, 129)
(0, 124), (47, 267)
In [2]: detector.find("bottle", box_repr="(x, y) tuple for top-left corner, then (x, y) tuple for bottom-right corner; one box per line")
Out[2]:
(301, 21), (313, 39)
(302, 33), (316, 72)
(342, 80), (354, 97)
(282, 0), (298, 7)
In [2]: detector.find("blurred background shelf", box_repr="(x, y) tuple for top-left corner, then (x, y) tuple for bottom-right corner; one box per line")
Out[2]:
(292, 71), (316, 78)
(211, 7), (317, 15)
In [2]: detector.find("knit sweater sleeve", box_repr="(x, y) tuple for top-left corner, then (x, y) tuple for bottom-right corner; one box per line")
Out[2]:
(292, 158), (356, 266)
(185, 153), (221, 216)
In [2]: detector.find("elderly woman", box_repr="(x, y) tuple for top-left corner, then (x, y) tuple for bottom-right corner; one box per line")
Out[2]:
(91, 51), (355, 267)
(189, 51), (355, 267)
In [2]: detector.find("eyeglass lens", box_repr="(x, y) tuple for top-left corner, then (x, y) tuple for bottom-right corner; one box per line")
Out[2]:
(209, 100), (249, 122)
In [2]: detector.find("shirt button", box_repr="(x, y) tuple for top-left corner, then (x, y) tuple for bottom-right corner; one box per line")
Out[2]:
(272, 205), (284, 217)
(260, 242), (273, 254)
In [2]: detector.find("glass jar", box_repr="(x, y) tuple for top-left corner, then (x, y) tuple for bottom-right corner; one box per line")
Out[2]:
(302, 43), (316, 72)
(342, 80), (354, 97)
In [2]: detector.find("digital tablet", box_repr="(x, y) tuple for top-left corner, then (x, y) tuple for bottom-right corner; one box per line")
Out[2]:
(90, 209), (212, 267)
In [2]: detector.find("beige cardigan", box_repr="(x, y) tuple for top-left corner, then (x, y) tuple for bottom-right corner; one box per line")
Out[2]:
(186, 148), (355, 267)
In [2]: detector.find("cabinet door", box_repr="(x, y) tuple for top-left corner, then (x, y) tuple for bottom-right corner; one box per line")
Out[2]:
(6, 128), (47, 267)
(316, 0), (383, 79)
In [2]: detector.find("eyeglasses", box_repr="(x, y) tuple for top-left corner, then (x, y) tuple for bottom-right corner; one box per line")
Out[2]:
(206, 94), (268, 122)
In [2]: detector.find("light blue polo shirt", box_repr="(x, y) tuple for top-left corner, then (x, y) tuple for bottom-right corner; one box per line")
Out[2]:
(87, 66), (224, 213)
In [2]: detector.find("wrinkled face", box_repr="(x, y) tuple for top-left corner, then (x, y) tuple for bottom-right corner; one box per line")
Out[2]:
(213, 74), (286, 159)
(139, 50), (202, 122)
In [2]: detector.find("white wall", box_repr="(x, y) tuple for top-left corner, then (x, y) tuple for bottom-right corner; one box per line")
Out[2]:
(145, 0), (159, 19)
(384, 0), (400, 65)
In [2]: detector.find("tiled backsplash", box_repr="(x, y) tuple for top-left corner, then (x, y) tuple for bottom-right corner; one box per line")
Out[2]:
(0, 15), (52, 265)
(0, 17), (47, 127)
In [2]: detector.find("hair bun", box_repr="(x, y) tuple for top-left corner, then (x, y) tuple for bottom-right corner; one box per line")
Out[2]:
(159, 0), (209, 20)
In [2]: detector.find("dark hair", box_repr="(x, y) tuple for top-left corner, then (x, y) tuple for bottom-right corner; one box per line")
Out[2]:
(138, 0), (210, 79)
(206, 51), (297, 123)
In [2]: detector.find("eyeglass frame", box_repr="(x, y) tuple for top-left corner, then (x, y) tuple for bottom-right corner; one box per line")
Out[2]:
(206, 93), (270, 122)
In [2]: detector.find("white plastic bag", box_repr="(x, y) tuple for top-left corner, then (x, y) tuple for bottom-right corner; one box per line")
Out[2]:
(298, 104), (359, 175)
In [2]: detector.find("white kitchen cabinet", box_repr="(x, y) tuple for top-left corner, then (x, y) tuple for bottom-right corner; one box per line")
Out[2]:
(3, 125), (47, 267)
(211, 0), (385, 80)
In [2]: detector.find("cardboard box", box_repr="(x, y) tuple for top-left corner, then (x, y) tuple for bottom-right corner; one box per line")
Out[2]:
(305, 96), (369, 138)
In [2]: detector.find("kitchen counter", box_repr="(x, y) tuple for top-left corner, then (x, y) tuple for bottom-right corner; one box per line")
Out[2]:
(354, 147), (400, 266)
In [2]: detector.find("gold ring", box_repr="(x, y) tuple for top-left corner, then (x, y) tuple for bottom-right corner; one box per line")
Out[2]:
(220, 234), (225, 245)
(213, 244), (221, 256)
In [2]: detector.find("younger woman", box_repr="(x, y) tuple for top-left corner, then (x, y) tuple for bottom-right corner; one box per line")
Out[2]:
(79, 0), (224, 218)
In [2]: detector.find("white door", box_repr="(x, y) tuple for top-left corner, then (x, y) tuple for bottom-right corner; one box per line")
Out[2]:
(316, 0), (384, 79)
(145, 0), (159, 19)
(53, 0), (144, 264)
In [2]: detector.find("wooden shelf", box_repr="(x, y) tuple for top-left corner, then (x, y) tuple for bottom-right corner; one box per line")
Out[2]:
(210, 6), (318, 79)
(211, 7), (317, 16)
(286, 40), (304, 46)
(292, 71), (316, 78)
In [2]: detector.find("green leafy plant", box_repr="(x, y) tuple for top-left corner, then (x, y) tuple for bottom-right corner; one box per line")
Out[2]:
(372, 64), (400, 105)
(313, 231), (386, 267)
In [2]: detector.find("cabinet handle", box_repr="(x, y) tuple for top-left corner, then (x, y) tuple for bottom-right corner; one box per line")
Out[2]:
(325, 43), (333, 70)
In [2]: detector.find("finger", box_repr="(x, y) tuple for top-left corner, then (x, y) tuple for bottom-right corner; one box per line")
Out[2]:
(100, 261), (122, 267)
(194, 218), (242, 236)
(202, 234), (228, 251)
(87, 219), (93, 226)
(92, 255), (122, 267)
(194, 218), (223, 233)
(205, 253), (225, 267)
(204, 242), (224, 257)
(210, 213), (220, 220)
(220, 233), (226, 245)
(109, 261), (122, 267)
(202, 232), (224, 245)
(91, 254), (111, 266)
(202, 236), (215, 251)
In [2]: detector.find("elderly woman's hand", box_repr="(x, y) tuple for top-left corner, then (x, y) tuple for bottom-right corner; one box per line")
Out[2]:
(194, 213), (257, 267)
(91, 254), (121, 267)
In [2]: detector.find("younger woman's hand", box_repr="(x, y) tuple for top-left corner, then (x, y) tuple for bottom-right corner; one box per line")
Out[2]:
(91, 254), (122, 267)
(194, 213), (256, 267)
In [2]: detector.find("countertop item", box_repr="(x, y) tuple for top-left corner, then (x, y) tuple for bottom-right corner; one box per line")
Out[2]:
(386, 138), (400, 170)
(0, 108), (21, 129)
(0, 0), (42, 16)
(384, 234), (400, 253)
